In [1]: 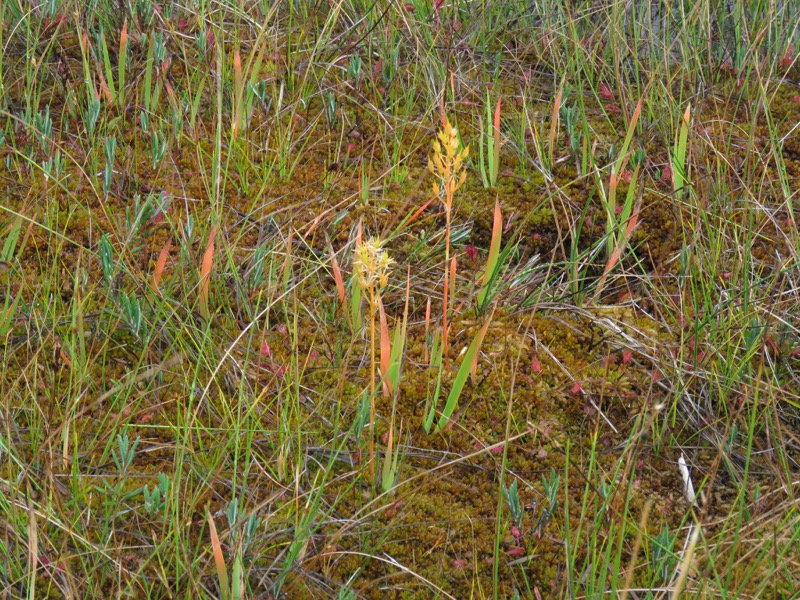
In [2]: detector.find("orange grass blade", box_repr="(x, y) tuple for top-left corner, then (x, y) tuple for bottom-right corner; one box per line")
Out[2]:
(382, 423), (393, 480)
(548, 85), (563, 169)
(233, 49), (243, 137)
(477, 197), (502, 309)
(96, 61), (113, 103)
(199, 226), (218, 320)
(206, 507), (230, 600)
(442, 268), (449, 367)
(439, 87), (447, 127)
(378, 297), (392, 397)
(327, 240), (346, 304)
(448, 254), (457, 316)
(396, 197), (435, 235)
(152, 239), (171, 292)
(119, 21), (128, 55)
(595, 210), (641, 301)
(27, 505), (37, 598)
(493, 95), (502, 178)
(117, 22), (128, 109)
(424, 297), (431, 363)
(601, 211), (640, 277)
(350, 225), (363, 332)
(614, 97), (643, 176)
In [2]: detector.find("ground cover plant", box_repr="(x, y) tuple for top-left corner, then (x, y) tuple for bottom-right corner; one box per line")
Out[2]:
(1, 0), (800, 597)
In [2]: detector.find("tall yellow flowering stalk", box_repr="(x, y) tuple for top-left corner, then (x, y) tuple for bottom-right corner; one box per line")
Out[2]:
(353, 237), (393, 467)
(429, 118), (468, 360)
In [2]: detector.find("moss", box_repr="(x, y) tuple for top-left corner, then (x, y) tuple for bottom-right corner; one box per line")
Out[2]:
(0, 23), (795, 596)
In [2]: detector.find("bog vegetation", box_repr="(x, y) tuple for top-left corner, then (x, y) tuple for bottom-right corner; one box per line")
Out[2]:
(1, 0), (799, 598)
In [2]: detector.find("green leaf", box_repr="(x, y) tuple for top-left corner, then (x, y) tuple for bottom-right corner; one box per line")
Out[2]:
(424, 338), (445, 433)
(477, 198), (502, 310)
(672, 103), (691, 194)
(435, 317), (491, 433)
(0, 293), (21, 336)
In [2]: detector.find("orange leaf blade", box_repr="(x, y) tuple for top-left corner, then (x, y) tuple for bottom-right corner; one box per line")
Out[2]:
(206, 507), (230, 600)
(378, 298), (392, 396)
(328, 242), (346, 304)
(199, 226), (218, 320)
(152, 239), (171, 292)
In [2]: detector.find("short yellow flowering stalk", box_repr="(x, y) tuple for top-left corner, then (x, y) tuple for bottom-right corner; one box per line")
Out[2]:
(429, 118), (468, 361)
(353, 238), (393, 468)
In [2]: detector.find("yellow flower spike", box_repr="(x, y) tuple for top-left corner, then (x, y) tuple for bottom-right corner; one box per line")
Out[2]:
(429, 117), (469, 203)
(354, 236), (394, 474)
(353, 237), (393, 302)
(428, 116), (470, 368)
(448, 137), (459, 156)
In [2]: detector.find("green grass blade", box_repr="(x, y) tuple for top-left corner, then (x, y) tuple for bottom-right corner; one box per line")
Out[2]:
(435, 317), (491, 433)
(672, 103), (691, 194)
